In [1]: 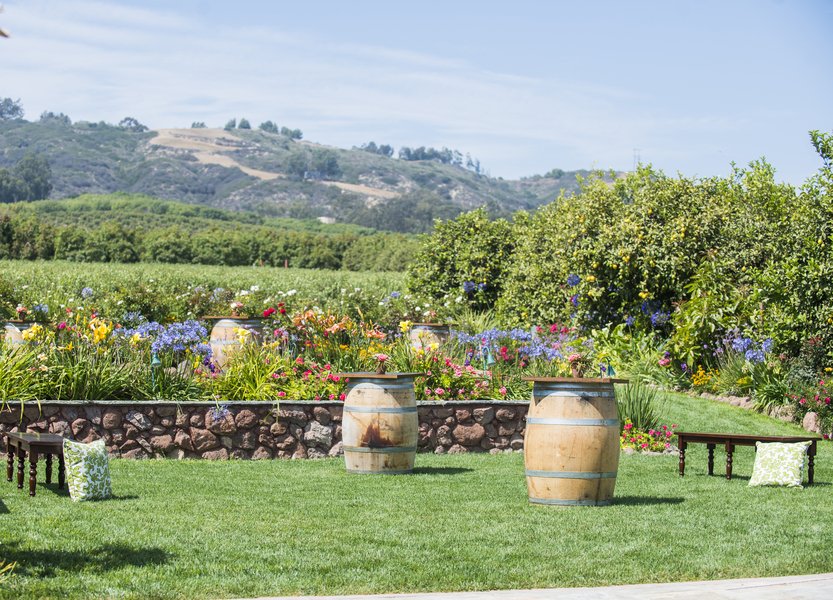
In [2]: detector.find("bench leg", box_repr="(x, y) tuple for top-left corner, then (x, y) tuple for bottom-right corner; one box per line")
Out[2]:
(679, 441), (686, 476)
(28, 451), (38, 497)
(17, 449), (25, 489)
(6, 444), (14, 482)
(707, 443), (715, 475)
(808, 444), (815, 485)
(726, 442), (734, 480)
(45, 453), (52, 484)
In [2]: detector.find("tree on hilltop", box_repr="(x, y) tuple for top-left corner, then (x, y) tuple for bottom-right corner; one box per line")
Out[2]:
(0, 97), (24, 120)
(224, 118), (236, 131)
(259, 120), (278, 133)
(118, 117), (148, 133)
(238, 118), (251, 129)
(191, 121), (207, 128)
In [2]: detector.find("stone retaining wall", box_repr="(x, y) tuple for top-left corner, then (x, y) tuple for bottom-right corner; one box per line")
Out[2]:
(0, 401), (529, 460)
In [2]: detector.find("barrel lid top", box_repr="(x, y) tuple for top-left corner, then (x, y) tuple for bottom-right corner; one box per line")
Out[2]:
(335, 372), (424, 379)
(410, 322), (454, 327)
(522, 377), (629, 383)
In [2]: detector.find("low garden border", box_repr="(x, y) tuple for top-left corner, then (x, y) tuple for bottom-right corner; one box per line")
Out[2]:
(0, 400), (529, 460)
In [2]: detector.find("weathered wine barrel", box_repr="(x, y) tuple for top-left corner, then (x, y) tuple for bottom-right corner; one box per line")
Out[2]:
(523, 377), (626, 506)
(339, 372), (420, 474)
(4, 321), (37, 348)
(408, 323), (450, 350)
(207, 317), (264, 370)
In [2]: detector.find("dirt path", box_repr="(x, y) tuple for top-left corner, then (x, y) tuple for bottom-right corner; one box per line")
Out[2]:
(150, 128), (400, 198)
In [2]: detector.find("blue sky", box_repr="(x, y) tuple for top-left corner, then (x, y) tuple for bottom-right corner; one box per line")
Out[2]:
(2, 0), (832, 183)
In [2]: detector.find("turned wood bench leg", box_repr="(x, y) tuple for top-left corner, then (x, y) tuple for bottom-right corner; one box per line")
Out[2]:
(17, 449), (25, 489)
(707, 443), (715, 475)
(808, 442), (816, 485)
(678, 440), (687, 476)
(725, 442), (734, 480)
(28, 451), (38, 497)
(6, 443), (14, 482)
(45, 453), (52, 484)
(58, 453), (65, 489)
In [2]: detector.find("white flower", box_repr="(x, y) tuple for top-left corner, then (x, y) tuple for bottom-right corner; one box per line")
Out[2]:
(286, 289), (297, 297)
(250, 285), (260, 292)
(239, 290), (250, 297)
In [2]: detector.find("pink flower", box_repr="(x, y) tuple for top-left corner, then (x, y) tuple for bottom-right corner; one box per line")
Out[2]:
(328, 394), (336, 400)
(640, 443), (648, 449)
(57, 321), (67, 330)
(799, 398), (807, 405)
(658, 358), (671, 367)
(338, 393), (346, 401)
(435, 388), (445, 396)
(624, 422), (633, 430)
(499, 386), (507, 396)
(277, 391), (286, 398)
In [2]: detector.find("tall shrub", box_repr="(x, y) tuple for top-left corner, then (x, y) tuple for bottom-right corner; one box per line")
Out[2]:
(406, 208), (514, 310)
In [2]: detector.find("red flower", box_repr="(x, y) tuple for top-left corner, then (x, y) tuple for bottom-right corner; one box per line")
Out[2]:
(263, 307), (276, 318)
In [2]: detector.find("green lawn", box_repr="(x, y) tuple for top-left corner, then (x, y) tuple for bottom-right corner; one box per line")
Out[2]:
(1, 393), (831, 599)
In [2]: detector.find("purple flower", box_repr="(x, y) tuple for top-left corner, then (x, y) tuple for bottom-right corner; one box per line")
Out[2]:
(389, 291), (401, 299)
(650, 311), (670, 327)
(81, 287), (94, 299)
(462, 281), (476, 294)
(567, 274), (580, 287)
(625, 315), (635, 326)
(570, 294), (579, 307)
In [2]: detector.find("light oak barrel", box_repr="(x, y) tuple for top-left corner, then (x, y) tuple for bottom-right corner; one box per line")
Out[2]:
(408, 323), (450, 351)
(4, 321), (37, 348)
(207, 317), (264, 370)
(340, 373), (419, 474)
(523, 378), (625, 506)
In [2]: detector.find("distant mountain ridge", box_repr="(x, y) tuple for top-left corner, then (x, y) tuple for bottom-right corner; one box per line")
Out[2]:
(0, 118), (620, 232)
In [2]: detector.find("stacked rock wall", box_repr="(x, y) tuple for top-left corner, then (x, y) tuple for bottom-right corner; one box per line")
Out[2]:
(0, 401), (528, 459)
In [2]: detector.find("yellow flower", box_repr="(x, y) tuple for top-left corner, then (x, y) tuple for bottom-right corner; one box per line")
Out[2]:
(399, 320), (413, 334)
(586, 275), (596, 283)
(130, 332), (143, 346)
(639, 290), (651, 299)
(234, 327), (251, 345)
(22, 323), (43, 341)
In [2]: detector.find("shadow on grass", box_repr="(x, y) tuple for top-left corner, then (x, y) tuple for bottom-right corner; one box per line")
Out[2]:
(614, 495), (685, 506)
(0, 499), (7, 514)
(1, 542), (171, 578)
(411, 467), (474, 476)
(36, 484), (139, 501)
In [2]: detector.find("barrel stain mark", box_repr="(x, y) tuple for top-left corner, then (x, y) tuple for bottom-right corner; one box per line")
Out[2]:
(360, 422), (393, 448)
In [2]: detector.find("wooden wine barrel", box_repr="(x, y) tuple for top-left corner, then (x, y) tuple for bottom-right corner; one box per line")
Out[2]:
(523, 377), (626, 506)
(339, 372), (420, 474)
(4, 321), (37, 348)
(207, 317), (264, 370)
(408, 323), (450, 350)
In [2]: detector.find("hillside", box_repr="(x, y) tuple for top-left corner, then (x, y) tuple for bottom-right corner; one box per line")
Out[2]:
(0, 118), (618, 233)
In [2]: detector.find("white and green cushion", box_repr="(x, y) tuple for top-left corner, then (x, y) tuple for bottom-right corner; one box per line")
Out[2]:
(63, 438), (112, 501)
(748, 441), (811, 488)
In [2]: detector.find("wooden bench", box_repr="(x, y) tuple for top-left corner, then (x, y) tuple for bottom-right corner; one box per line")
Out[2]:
(676, 432), (820, 484)
(5, 432), (65, 496)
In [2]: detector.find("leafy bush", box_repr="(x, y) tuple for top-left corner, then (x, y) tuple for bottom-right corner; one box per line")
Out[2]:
(407, 208), (514, 310)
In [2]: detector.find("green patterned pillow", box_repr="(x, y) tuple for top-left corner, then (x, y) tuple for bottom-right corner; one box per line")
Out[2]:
(748, 441), (811, 488)
(63, 438), (112, 501)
